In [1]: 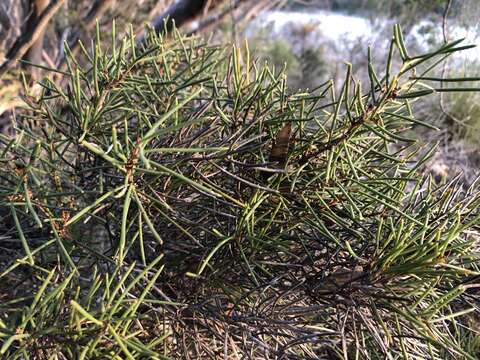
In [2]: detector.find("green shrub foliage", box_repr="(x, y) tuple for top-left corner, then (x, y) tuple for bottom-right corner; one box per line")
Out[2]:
(0, 24), (479, 359)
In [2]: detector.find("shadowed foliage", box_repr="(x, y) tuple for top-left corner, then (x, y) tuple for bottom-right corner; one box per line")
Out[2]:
(0, 23), (479, 359)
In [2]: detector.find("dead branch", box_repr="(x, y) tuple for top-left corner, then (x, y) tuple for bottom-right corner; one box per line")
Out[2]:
(83, 0), (116, 31)
(0, 0), (66, 78)
(186, 0), (240, 35)
(24, 0), (49, 78)
(187, 0), (285, 37)
(152, 0), (212, 34)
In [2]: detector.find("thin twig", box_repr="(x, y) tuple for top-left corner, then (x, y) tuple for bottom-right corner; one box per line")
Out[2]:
(57, 0), (114, 68)
(442, 0), (453, 43)
(439, 0), (463, 127)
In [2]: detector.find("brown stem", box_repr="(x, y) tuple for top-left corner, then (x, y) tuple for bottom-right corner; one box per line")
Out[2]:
(298, 116), (364, 166)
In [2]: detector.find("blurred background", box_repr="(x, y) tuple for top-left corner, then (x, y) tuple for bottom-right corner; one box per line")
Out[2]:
(0, 0), (479, 182)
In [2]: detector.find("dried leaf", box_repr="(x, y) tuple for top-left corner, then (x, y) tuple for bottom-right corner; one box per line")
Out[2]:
(269, 122), (292, 166)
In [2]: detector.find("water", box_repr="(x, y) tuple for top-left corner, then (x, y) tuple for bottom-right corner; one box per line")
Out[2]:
(252, 10), (374, 42)
(248, 10), (480, 61)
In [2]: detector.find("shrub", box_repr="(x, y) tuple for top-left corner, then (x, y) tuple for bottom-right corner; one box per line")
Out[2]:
(0, 25), (479, 359)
